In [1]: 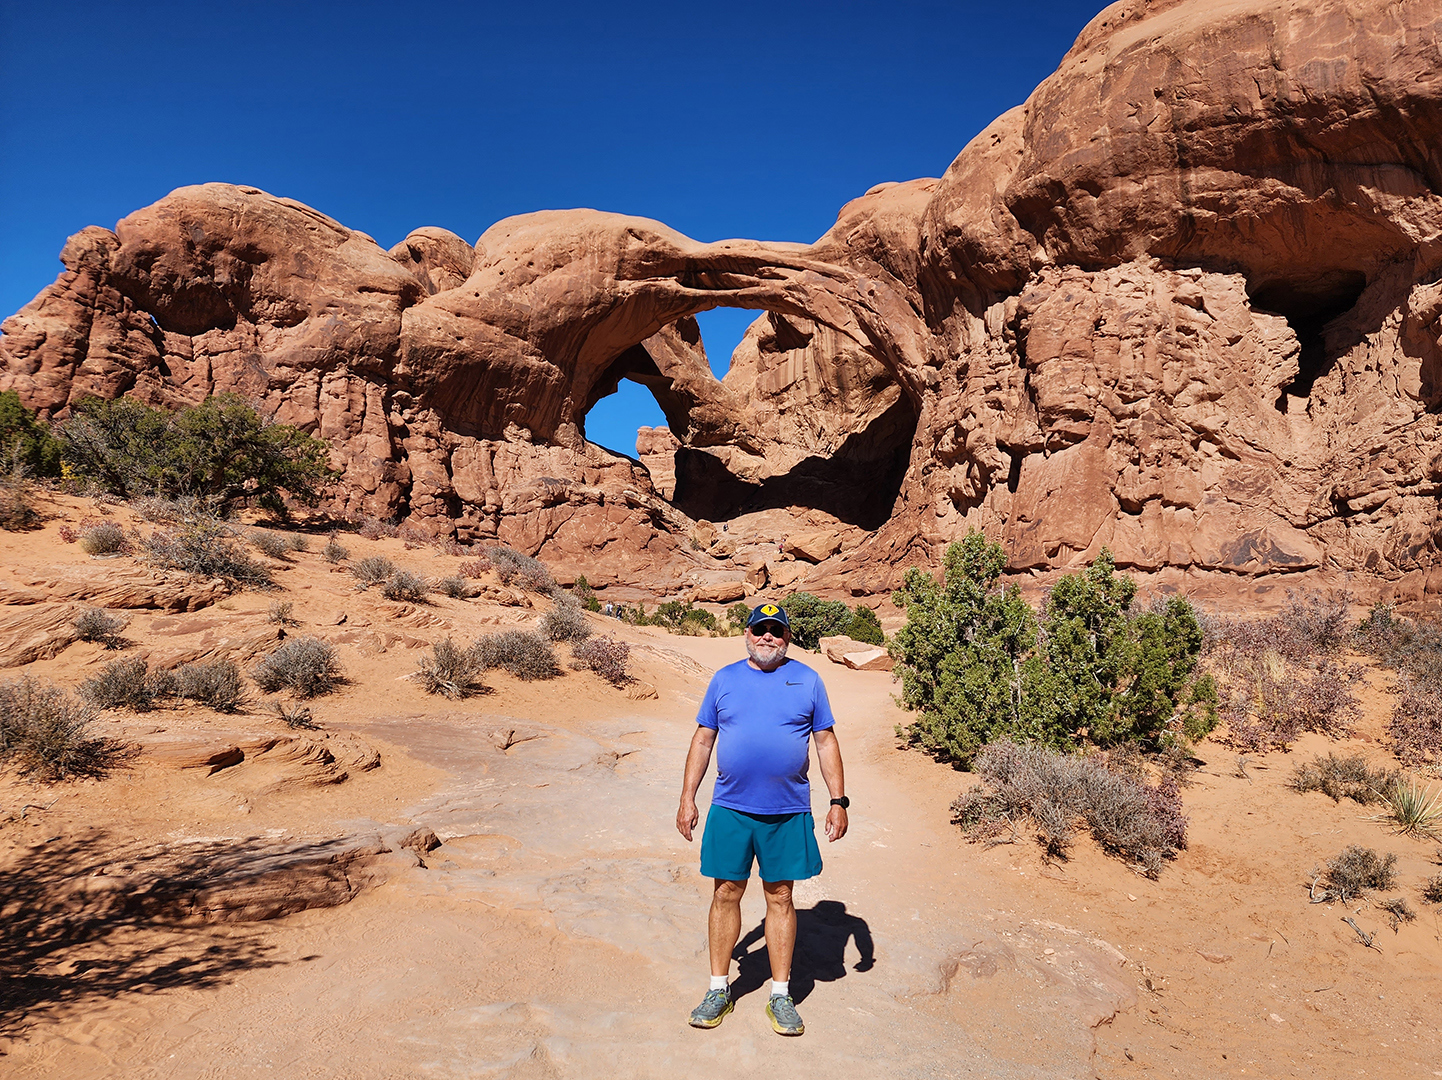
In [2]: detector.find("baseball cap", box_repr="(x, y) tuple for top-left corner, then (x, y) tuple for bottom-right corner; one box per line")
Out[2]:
(745, 603), (790, 631)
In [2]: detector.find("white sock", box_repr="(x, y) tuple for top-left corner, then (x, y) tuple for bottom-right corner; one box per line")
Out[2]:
(710, 975), (729, 991)
(771, 980), (789, 998)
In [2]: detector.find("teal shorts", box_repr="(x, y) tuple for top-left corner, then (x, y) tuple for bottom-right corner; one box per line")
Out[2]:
(700, 804), (823, 882)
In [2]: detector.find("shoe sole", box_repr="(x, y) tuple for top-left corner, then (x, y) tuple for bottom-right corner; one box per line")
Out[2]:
(765, 1004), (804, 1036)
(688, 1000), (733, 1029)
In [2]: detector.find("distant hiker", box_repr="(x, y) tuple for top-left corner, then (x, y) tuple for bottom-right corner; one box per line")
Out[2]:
(603, 602), (615, 616)
(676, 602), (849, 1036)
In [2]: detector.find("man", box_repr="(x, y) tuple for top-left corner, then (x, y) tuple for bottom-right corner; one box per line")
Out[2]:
(676, 602), (849, 1036)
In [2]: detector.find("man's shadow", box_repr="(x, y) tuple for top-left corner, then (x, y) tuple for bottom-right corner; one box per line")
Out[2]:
(731, 900), (875, 1004)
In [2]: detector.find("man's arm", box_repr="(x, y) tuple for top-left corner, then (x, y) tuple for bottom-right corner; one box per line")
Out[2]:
(813, 727), (848, 842)
(676, 725), (717, 841)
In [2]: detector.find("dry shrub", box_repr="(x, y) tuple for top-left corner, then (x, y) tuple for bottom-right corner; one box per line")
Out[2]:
(459, 554), (491, 578)
(488, 546), (554, 592)
(0, 470), (38, 531)
(571, 635), (631, 685)
(1388, 688), (1442, 766)
(286, 533), (309, 553)
(350, 555), (395, 586)
(1291, 753), (1397, 805)
(251, 636), (343, 698)
(472, 630), (560, 680)
(416, 638), (488, 699)
(950, 741), (1186, 878)
(435, 575), (469, 599)
(1217, 651), (1361, 752)
(539, 601), (591, 643)
(381, 569), (429, 603)
(73, 607), (130, 649)
(322, 535), (350, 563)
(57, 523), (77, 543)
(1379, 896), (1417, 931)
(1311, 844), (1397, 902)
(79, 657), (175, 711)
(1422, 874), (1442, 904)
(273, 701), (318, 729)
(268, 600), (296, 625)
(79, 521), (128, 555)
(173, 659), (245, 712)
(0, 676), (122, 780)
(357, 516), (399, 540)
(433, 538), (466, 557)
(140, 518), (274, 589)
(249, 530), (290, 559)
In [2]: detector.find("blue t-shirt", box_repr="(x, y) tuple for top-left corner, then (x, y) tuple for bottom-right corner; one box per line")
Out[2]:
(695, 658), (836, 815)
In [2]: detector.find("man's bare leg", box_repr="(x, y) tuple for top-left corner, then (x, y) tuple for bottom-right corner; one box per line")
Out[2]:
(709, 878), (747, 976)
(761, 879), (796, 983)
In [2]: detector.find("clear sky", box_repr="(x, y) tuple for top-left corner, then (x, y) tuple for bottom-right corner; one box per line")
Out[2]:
(1, 0), (1104, 456)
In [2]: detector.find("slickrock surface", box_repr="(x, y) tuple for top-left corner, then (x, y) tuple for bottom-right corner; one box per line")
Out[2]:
(7, 0), (1442, 600)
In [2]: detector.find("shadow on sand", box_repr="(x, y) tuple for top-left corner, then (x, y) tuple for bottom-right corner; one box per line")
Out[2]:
(731, 899), (875, 1004)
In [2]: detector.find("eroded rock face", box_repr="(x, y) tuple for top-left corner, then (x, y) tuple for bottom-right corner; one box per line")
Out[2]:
(6, 0), (1442, 595)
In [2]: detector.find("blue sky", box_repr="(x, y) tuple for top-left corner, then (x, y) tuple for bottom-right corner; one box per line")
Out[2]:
(1, 0), (1104, 456)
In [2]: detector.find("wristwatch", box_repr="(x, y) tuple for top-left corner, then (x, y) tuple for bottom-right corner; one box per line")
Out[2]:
(829, 796), (850, 809)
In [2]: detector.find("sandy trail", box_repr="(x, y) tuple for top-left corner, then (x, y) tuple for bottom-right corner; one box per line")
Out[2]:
(6, 636), (1131, 1079)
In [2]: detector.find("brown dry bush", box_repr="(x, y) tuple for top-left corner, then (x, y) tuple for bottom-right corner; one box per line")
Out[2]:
(571, 635), (631, 685)
(172, 659), (245, 713)
(471, 630), (560, 681)
(1215, 648), (1361, 753)
(249, 530), (290, 559)
(322, 535), (350, 563)
(357, 516), (399, 540)
(487, 546), (554, 592)
(73, 607), (130, 649)
(1290, 753), (1397, 805)
(459, 553), (491, 578)
(1310, 844), (1398, 903)
(251, 636), (343, 698)
(0, 676), (124, 780)
(79, 520), (128, 555)
(416, 638), (488, 699)
(435, 575), (469, 599)
(1379, 896), (1416, 931)
(79, 658), (175, 711)
(140, 518), (274, 589)
(539, 601), (592, 643)
(349, 555), (395, 586)
(950, 741), (1187, 878)
(1422, 874), (1442, 904)
(381, 569), (429, 603)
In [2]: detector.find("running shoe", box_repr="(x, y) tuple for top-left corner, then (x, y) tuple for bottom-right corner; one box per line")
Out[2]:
(688, 987), (734, 1029)
(765, 993), (804, 1036)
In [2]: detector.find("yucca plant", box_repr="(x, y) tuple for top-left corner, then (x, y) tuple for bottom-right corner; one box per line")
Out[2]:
(1374, 777), (1442, 840)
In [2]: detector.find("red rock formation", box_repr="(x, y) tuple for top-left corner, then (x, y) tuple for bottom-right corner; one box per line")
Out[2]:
(6, 0), (1442, 598)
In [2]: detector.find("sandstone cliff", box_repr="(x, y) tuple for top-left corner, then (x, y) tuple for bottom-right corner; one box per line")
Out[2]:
(6, 0), (1442, 597)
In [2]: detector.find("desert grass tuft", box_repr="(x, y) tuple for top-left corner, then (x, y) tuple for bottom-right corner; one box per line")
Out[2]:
(79, 520), (128, 555)
(249, 530), (291, 559)
(349, 555), (395, 586)
(322, 535), (350, 563)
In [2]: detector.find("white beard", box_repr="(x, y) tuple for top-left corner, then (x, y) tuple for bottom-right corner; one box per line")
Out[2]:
(746, 637), (789, 672)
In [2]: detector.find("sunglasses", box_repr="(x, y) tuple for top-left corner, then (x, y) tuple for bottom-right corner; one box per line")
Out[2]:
(750, 622), (787, 638)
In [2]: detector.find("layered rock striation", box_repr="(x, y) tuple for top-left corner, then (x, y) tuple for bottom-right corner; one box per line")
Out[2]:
(6, 0), (1442, 594)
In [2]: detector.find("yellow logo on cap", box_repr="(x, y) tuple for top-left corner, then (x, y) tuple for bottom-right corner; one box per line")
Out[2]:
(761, 604), (779, 616)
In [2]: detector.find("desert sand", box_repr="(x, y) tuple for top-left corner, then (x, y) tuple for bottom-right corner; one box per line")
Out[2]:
(2, 494), (1440, 1080)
